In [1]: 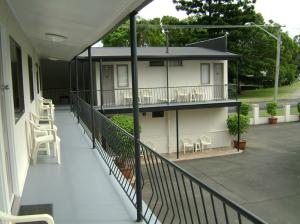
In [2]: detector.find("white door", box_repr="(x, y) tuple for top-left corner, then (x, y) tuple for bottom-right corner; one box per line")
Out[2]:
(0, 28), (14, 206)
(213, 63), (224, 99)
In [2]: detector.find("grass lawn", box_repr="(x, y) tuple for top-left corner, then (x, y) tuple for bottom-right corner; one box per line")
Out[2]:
(239, 81), (300, 103)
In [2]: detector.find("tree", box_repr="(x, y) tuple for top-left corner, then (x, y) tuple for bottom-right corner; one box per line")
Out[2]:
(102, 17), (165, 47)
(173, 0), (300, 87)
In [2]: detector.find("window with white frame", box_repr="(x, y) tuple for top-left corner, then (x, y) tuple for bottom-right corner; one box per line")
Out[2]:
(117, 64), (129, 87)
(201, 63), (210, 84)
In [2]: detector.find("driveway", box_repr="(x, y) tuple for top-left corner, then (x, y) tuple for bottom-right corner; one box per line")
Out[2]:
(175, 122), (300, 224)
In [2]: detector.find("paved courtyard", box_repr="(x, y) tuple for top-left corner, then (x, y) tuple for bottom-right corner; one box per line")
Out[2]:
(175, 122), (300, 224)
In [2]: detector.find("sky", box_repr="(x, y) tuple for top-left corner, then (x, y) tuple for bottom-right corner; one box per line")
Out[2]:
(138, 0), (300, 37)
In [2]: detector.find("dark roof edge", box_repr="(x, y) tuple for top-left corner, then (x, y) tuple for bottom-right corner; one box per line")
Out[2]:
(186, 35), (228, 52)
(78, 54), (240, 61)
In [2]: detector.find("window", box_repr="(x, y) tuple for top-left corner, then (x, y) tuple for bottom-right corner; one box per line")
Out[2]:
(10, 37), (24, 122)
(169, 60), (183, 67)
(35, 63), (40, 93)
(201, 63), (210, 84)
(28, 55), (34, 101)
(117, 65), (129, 88)
(152, 111), (164, 118)
(214, 63), (223, 76)
(149, 60), (164, 67)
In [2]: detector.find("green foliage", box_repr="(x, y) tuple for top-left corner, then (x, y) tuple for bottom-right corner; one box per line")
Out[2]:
(240, 103), (251, 116)
(227, 114), (250, 137)
(102, 0), (300, 88)
(266, 101), (278, 117)
(102, 17), (165, 47)
(102, 115), (136, 161)
(297, 102), (300, 114)
(111, 114), (134, 134)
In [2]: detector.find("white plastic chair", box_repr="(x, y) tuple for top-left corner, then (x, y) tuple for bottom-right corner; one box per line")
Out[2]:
(181, 138), (194, 154)
(199, 135), (211, 151)
(123, 91), (132, 105)
(28, 120), (61, 165)
(0, 211), (54, 224)
(30, 112), (57, 131)
(39, 97), (55, 119)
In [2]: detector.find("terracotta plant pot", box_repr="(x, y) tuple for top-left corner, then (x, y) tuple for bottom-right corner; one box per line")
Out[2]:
(268, 117), (278, 124)
(121, 167), (134, 180)
(115, 160), (133, 180)
(233, 139), (246, 150)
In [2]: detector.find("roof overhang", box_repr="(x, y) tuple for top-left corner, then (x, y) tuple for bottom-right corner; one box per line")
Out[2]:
(6, 0), (152, 61)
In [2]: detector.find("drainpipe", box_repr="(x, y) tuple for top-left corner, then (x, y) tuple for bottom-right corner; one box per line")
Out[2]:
(130, 12), (142, 222)
(89, 47), (96, 149)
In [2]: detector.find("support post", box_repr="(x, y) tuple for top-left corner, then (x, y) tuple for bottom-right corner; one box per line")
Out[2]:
(75, 57), (80, 123)
(274, 32), (281, 102)
(130, 12), (142, 222)
(236, 60), (239, 100)
(237, 103), (240, 152)
(166, 60), (169, 104)
(82, 61), (86, 101)
(69, 61), (72, 111)
(89, 47), (96, 148)
(99, 58), (104, 111)
(176, 110), (179, 159)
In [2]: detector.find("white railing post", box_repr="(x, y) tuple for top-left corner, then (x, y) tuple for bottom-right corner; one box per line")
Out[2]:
(252, 104), (259, 125)
(285, 104), (290, 122)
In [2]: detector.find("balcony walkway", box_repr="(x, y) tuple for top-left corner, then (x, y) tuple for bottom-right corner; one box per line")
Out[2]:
(20, 108), (137, 224)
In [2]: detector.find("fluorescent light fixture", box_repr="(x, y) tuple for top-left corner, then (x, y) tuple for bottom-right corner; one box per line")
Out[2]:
(48, 57), (59, 61)
(45, 33), (67, 42)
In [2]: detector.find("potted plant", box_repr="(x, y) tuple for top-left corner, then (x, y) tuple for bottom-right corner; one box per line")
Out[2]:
(266, 101), (278, 124)
(297, 102), (300, 121)
(227, 114), (250, 150)
(240, 103), (251, 116)
(109, 115), (138, 179)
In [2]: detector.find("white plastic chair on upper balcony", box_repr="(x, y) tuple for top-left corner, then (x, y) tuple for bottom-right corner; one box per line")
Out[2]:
(199, 135), (211, 151)
(0, 211), (54, 224)
(28, 120), (61, 165)
(181, 138), (194, 154)
(123, 90), (132, 105)
(141, 89), (153, 104)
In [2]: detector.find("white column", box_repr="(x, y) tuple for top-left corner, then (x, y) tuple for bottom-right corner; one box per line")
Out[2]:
(285, 104), (290, 122)
(252, 104), (259, 125)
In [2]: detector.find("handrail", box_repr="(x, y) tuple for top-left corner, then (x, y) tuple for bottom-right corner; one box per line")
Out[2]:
(0, 211), (54, 224)
(70, 92), (267, 224)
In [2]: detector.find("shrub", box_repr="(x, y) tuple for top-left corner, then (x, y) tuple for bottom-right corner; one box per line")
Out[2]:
(111, 114), (134, 134)
(227, 114), (250, 137)
(297, 102), (300, 114)
(266, 101), (278, 117)
(109, 115), (141, 161)
(240, 103), (251, 116)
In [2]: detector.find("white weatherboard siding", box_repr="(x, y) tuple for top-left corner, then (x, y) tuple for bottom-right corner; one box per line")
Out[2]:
(140, 108), (230, 154)
(0, 0), (41, 211)
(94, 59), (228, 106)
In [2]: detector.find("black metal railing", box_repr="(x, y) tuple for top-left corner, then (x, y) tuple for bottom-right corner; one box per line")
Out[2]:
(70, 92), (266, 224)
(77, 84), (237, 108)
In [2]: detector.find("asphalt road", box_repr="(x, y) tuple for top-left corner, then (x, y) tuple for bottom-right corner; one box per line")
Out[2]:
(175, 122), (300, 224)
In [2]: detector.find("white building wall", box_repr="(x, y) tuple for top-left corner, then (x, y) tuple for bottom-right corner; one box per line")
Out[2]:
(0, 0), (40, 211)
(96, 60), (227, 90)
(140, 108), (230, 154)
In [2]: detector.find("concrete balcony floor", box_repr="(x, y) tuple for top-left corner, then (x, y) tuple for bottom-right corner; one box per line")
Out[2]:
(20, 108), (137, 224)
